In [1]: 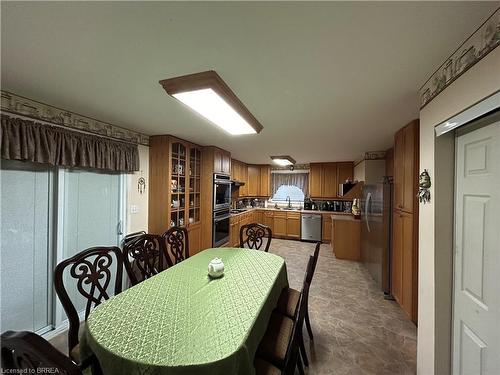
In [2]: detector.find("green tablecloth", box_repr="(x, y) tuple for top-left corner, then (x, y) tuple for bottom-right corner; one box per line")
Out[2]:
(81, 248), (288, 375)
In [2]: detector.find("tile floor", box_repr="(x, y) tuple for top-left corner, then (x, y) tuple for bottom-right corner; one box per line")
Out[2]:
(269, 239), (417, 375)
(49, 239), (417, 374)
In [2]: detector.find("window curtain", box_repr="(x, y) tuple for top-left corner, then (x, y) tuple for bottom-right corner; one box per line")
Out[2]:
(0, 114), (139, 172)
(272, 172), (309, 196)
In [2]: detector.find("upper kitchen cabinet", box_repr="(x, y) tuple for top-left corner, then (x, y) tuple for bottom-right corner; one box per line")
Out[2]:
(394, 120), (419, 213)
(337, 162), (354, 184)
(259, 165), (271, 198)
(247, 165), (260, 196)
(322, 163), (338, 198)
(309, 163), (323, 197)
(309, 162), (353, 198)
(214, 148), (231, 175)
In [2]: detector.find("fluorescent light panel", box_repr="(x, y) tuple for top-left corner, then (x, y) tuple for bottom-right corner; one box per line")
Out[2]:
(173, 89), (256, 135)
(270, 155), (296, 166)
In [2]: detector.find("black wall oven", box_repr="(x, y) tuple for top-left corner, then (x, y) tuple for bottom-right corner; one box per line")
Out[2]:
(213, 210), (230, 247)
(213, 174), (231, 212)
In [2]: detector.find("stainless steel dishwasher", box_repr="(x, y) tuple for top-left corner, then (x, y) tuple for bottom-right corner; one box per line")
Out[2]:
(301, 213), (322, 241)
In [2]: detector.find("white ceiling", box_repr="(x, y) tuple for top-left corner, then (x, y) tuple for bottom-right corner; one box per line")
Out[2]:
(1, 2), (497, 164)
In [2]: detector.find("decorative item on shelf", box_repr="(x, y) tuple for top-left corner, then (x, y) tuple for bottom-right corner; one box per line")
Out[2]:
(352, 198), (361, 219)
(170, 220), (175, 227)
(178, 164), (184, 175)
(189, 217), (194, 224)
(179, 217), (184, 226)
(418, 169), (431, 204)
(171, 179), (178, 192)
(208, 258), (225, 279)
(137, 176), (146, 194)
(172, 199), (179, 208)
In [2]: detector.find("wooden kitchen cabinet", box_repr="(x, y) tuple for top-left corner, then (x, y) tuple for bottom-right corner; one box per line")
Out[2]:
(247, 165), (260, 197)
(332, 218), (360, 260)
(322, 214), (332, 242)
(337, 162), (354, 184)
(214, 148), (231, 175)
(273, 212), (287, 237)
(310, 162), (353, 198)
(260, 166), (271, 198)
(286, 212), (301, 239)
(394, 120), (418, 213)
(309, 163), (323, 197)
(392, 209), (417, 320)
(263, 211), (274, 232)
(322, 163), (338, 198)
(188, 223), (202, 255)
(392, 119), (419, 323)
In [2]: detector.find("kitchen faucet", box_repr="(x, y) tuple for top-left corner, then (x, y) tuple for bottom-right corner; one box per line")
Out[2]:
(286, 196), (292, 209)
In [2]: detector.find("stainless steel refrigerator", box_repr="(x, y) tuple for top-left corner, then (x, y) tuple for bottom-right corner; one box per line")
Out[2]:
(360, 176), (393, 297)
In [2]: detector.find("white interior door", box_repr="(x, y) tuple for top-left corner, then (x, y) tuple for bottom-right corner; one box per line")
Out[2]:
(453, 120), (500, 375)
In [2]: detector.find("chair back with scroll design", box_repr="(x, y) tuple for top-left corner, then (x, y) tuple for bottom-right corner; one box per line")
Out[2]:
(239, 223), (272, 252)
(1, 331), (81, 375)
(54, 246), (123, 355)
(123, 234), (166, 285)
(121, 230), (146, 248)
(161, 226), (189, 267)
(306, 242), (321, 284)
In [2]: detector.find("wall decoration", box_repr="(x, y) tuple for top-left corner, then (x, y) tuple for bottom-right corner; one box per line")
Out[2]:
(420, 8), (500, 109)
(1, 91), (149, 145)
(418, 169), (431, 204)
(138, 177), (146, 195)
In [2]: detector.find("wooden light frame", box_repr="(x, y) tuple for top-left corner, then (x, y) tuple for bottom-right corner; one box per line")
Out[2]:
(159, 71), (263, 134)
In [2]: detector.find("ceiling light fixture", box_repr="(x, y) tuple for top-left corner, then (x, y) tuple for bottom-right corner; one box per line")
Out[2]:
(159, 71), (263, 135)
(270, 156), (296, 166)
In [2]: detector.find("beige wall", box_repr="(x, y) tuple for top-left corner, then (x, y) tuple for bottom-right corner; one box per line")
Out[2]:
(126, 144), (149, 234)
(417, 47), (500, 375)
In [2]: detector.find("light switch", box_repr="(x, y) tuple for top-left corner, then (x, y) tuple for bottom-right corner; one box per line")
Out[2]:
(130, 205), (139, 214)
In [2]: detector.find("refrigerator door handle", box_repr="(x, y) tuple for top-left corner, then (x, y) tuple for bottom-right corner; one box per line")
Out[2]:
(365, 192), (372, 232)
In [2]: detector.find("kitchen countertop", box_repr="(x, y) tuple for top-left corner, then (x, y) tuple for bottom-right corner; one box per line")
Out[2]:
(230, 207), (353, 218)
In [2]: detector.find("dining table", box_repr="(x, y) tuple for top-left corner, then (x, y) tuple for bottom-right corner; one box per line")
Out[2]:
(80, 247), (289, 375)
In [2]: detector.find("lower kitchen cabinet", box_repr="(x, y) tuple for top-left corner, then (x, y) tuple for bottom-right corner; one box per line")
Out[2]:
(332, 219), (360, 260)
(229, 216), (240, 247)
(322, 214), (332, 242)
(286, 212), (301, 239)
(273, 212), (287, 237)
(263, 211), (274, 232)
(188, 223), (202, 255)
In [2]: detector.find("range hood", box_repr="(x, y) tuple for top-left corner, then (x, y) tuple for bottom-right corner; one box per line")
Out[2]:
(231, 180), (245, 187)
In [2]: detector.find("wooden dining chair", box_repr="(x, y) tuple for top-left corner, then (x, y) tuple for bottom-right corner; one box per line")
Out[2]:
(121, 230), (146, 248)
(161, 226), (189, 266)
(255, 257), (312, 375)
(122, 234), (167, 286)
(277, 242), (320, 339)
(1, 331), (82, 375)
(239, 223), (272, 252)
(53, 246), (123, 365)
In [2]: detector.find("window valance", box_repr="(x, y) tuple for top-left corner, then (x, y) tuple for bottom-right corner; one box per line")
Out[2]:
(0, 114), (139, 172)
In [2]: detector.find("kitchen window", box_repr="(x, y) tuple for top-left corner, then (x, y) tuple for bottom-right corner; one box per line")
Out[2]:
(270, 171), (309, 202)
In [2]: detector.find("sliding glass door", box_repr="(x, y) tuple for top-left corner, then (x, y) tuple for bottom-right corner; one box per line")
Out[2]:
(59, 169), (122, 316)
(0, 160), (54, 333)
(0, 161), (125, 334)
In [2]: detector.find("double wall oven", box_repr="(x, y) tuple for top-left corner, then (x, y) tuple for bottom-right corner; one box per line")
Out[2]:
(213, 174), (231, 247)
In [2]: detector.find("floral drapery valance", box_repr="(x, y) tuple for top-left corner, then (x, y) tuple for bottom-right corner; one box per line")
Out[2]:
(0, 114), (139, 172)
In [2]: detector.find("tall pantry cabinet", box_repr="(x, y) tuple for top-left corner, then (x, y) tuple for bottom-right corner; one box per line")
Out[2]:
(392, 119), (419, 323)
